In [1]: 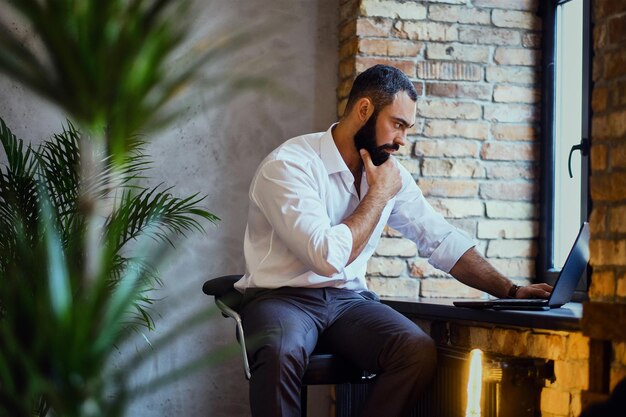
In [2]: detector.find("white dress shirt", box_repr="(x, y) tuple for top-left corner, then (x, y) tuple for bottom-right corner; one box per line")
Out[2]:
(235, 125), (475, 293)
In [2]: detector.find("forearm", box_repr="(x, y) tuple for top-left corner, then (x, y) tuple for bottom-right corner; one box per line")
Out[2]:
(449, 248), (514, 298)
(342, 150), (402, 265)
(342, 189), (388, 264)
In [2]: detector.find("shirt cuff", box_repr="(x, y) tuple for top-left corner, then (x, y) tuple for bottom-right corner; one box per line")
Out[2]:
(428, 229), (476, 273)
(326, 223), (353, 275)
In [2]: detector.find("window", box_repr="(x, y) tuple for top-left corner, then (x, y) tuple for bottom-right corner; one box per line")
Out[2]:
(540, 0), (591, 294)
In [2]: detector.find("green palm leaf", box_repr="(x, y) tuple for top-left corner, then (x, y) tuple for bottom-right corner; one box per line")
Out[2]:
(0, 119), (41, 274)
(37, 122), (81, 235)
(109, 186), (219, 252)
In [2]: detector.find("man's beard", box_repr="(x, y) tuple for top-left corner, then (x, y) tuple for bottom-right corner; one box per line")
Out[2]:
(354, 111), (399, 166)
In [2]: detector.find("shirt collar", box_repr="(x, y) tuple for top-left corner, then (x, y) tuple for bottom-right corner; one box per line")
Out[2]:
(320, 123), (350, 175)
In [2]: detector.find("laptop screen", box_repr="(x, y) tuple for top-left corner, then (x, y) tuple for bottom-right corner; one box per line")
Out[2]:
(548, 222), (590, 307)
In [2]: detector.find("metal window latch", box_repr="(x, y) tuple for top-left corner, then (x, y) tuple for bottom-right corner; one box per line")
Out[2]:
(567, 138), (589, 178)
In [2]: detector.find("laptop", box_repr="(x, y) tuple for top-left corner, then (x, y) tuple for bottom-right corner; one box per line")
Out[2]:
(453, 222), (590, 311)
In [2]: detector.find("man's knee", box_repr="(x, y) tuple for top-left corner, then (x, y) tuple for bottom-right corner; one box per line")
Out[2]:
(413, 332), (437, 376)
(384, 328), (437, 376)
(405, 330), (436, 361)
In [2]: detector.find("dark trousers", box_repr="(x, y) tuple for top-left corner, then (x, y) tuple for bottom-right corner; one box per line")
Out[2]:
(241, 287), (437, 417)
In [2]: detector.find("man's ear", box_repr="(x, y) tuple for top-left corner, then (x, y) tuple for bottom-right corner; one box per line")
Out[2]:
(356, 98), (374, 122)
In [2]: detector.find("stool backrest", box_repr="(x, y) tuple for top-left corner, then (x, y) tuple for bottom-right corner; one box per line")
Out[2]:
(202, 274), (244, 311)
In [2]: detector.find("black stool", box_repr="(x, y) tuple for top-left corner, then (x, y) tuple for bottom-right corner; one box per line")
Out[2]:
(202, 275), (375, 417)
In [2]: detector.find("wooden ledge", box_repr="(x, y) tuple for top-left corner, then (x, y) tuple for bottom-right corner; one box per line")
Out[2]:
(381, 297), (582, 332)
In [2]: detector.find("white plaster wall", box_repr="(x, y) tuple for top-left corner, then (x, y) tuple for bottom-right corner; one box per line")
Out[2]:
(0, 0), (339, 416)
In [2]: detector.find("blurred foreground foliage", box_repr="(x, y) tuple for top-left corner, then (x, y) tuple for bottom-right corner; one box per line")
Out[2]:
(0, 0), (271, 415)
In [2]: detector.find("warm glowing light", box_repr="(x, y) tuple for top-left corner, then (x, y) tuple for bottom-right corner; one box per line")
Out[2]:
(465, 348), (483, 417)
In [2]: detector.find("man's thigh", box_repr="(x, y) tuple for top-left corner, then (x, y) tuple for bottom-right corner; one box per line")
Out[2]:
(318, 299), (431, 371)
(241, 288), (325, 360)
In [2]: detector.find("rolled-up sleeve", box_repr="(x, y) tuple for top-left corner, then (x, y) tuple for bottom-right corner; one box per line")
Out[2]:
(251, 159), (353, 277)
(427, 228), (475, 272)
(387, 167), (475, 273)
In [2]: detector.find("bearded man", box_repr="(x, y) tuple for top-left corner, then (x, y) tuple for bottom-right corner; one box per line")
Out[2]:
(234, 64), (552, 417)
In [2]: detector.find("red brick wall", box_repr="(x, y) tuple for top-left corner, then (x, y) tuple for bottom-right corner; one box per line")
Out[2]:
(338, 0), (543, 297)
(334, 2), (626, 412)
(589, 0), (626, 391)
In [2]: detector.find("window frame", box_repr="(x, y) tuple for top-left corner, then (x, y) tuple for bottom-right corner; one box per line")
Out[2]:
(539, 0), (592, 300)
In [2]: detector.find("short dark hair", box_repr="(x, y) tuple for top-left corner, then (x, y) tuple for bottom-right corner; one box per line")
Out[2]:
(344, 64), (418, 114)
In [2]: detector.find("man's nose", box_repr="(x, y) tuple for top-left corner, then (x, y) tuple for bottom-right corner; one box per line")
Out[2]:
(395, 134), (406, 146)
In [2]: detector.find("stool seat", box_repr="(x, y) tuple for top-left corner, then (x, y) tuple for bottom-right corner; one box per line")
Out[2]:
(303, 353), (367, 385)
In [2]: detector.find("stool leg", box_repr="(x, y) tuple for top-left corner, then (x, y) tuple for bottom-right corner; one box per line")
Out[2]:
(300, 385), (308, 417)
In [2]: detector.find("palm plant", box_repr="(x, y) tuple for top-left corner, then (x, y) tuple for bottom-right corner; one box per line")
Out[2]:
(0, 117), (217, 327)
(0, 0), (271, 416)
(0, 117), (222, 417)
